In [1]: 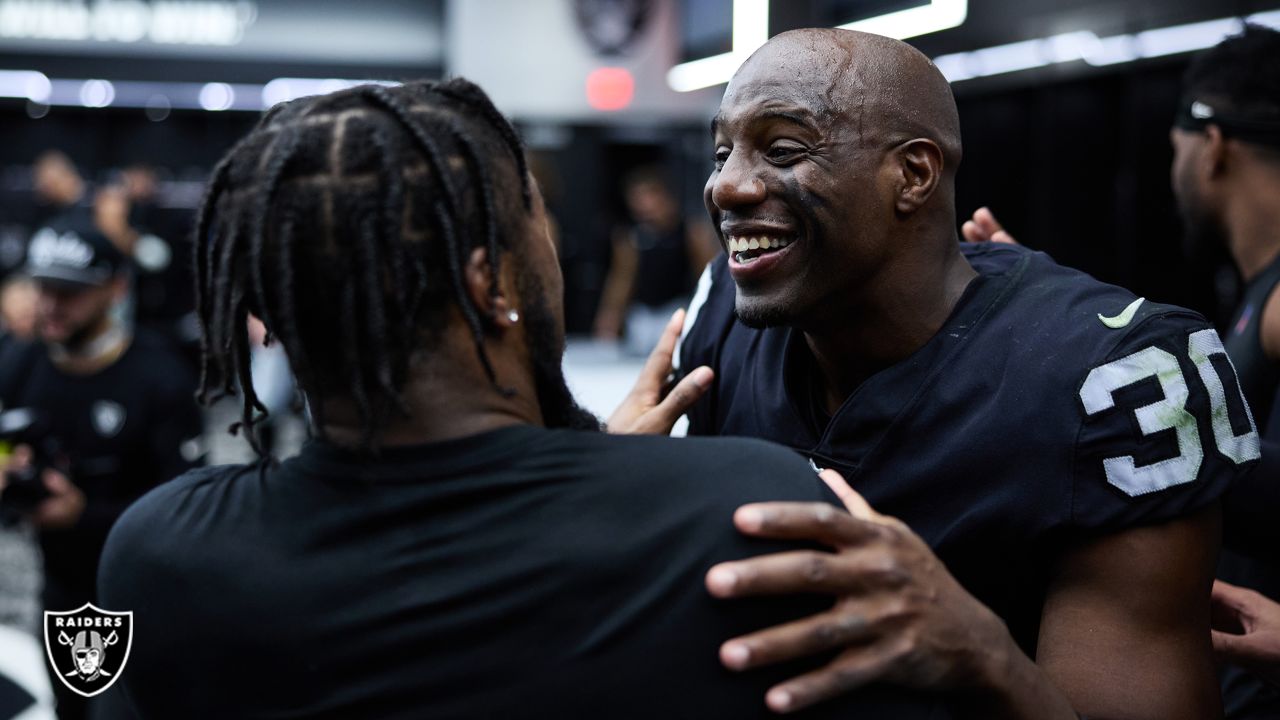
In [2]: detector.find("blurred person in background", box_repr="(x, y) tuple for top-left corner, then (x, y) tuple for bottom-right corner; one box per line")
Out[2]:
(31, 152), (91, 235)
(0, 275), (38, 382)
(0, 448), (60, 720)
(118, 165), (200, 367)
(0, 276), (37, 344)
(594, 166), (716, 353)
(0, 224), (203, 720)
(963, 26), (1280, 718)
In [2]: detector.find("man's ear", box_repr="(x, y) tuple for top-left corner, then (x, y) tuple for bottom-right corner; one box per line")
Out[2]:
(463, 247), (519, 330)
(1203, 125), (1229, 179)
(894, 138), (944, 214)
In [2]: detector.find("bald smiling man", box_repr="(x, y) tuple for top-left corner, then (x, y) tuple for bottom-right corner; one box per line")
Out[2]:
(654, 29), (1258, 719)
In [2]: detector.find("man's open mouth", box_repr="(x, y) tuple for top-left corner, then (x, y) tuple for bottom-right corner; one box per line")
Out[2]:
(727, 235), (795, 264)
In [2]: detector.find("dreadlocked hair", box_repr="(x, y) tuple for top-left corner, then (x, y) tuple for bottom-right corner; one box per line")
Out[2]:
(193, 79), (534, 454)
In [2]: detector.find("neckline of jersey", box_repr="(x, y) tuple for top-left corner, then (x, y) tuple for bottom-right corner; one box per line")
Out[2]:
(787, 246), (1031, 466)
(287, 423), (548, 482)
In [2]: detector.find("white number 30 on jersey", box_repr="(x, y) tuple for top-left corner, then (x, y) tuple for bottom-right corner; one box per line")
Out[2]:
(1079, 329), (1260, 497)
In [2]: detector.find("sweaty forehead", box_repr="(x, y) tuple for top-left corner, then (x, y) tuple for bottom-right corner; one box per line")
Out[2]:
(716, 42), (862, 133)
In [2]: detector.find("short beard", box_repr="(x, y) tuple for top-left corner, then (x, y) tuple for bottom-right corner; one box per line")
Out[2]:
(734, 298), (794, 329)
(518, 271), (601, 432)
(59, 311), (111, 353)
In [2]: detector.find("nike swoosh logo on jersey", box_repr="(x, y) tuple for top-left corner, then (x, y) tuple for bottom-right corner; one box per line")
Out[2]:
(1098, 297), (1145, 329)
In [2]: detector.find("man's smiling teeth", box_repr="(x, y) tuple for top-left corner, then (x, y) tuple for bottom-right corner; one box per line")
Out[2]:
(727, 236), (793, 253)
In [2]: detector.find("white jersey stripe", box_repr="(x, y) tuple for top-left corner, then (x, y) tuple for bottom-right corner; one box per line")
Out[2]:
(672, 262), (716, 373)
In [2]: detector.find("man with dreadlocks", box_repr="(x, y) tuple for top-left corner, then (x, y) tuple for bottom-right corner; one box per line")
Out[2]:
(99, 79), (1084, 719)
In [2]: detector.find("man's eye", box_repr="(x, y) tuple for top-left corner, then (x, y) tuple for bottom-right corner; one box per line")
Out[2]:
(713, 148), (731, 169)
(766, 144), (804, 162)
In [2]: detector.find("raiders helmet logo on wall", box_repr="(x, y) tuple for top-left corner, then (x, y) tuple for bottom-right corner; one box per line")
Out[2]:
(44, 604), (133, 697)
(573, 0), (653, 56)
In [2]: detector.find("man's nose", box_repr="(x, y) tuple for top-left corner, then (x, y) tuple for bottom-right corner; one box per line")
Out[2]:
(711, 150), (766, 210)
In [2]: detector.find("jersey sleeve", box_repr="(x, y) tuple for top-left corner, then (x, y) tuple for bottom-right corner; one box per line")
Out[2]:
(1070, 310), (1258, 533)
(674, 257), (735, 436)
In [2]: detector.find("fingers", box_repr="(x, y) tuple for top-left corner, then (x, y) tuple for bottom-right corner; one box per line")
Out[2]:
(1212, 579), (1264, 620)
(1212, 629), (1263, 666)
(963, 208), (1018, 245)
(707, 549), (902, 598)
(818, 469), (876, 521)
(960, 220), (988, 243)
(42, 469), (73, 496)
(8, 444), (33, 472)
(642, 366), (712, 431)
(973, 207), (1003, 235)
(635, 308), (686, 394)
(731, 502), (881, 547)
(763, 649), (894, 714)
(719, 608), (877, 671)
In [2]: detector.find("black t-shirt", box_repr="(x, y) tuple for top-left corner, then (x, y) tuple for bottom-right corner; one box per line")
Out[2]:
(0, 330), (203, 603)
(1224, 250), (1280, 431)
(631, 220), (693, 308)
(99, 427), (949, 719)
(679, 243), (1255, 654)
(1219, 252), (1280, 719)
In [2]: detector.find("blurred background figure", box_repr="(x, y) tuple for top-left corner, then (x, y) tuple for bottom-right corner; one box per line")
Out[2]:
(594, 166), (716, 354)
(0, 224), (202, 720)
(0, 277), (37, 345)
(30, 152), (89, 232)
(117, 164), (200, 368)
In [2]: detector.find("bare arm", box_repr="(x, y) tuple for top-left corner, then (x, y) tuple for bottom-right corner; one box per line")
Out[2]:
(710, 472), (1222, 719)
(594, 229), (639, 340)
(1257, 282), (1280, 360)
(1036, 504), (1222, 719)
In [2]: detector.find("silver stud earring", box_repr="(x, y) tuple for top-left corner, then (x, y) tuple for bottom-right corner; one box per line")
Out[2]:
(507, 310), (520, 323)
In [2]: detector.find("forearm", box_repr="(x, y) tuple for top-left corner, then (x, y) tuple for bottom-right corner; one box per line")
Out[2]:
(949, 628), (1078, 720)
(598, 265), (636, 320)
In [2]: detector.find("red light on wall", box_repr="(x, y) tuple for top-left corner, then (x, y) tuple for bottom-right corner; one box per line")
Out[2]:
(586, 67), (634, 111)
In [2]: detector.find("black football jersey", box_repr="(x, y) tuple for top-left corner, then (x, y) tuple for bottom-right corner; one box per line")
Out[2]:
(678, 242), (1259, 652)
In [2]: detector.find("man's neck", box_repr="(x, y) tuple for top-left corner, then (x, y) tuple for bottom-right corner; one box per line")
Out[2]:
(49, 318), (130, 375)
(802, 243), (977, 415)
(1226, 186), (1280, 282)
(320, 350), (545, 449)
